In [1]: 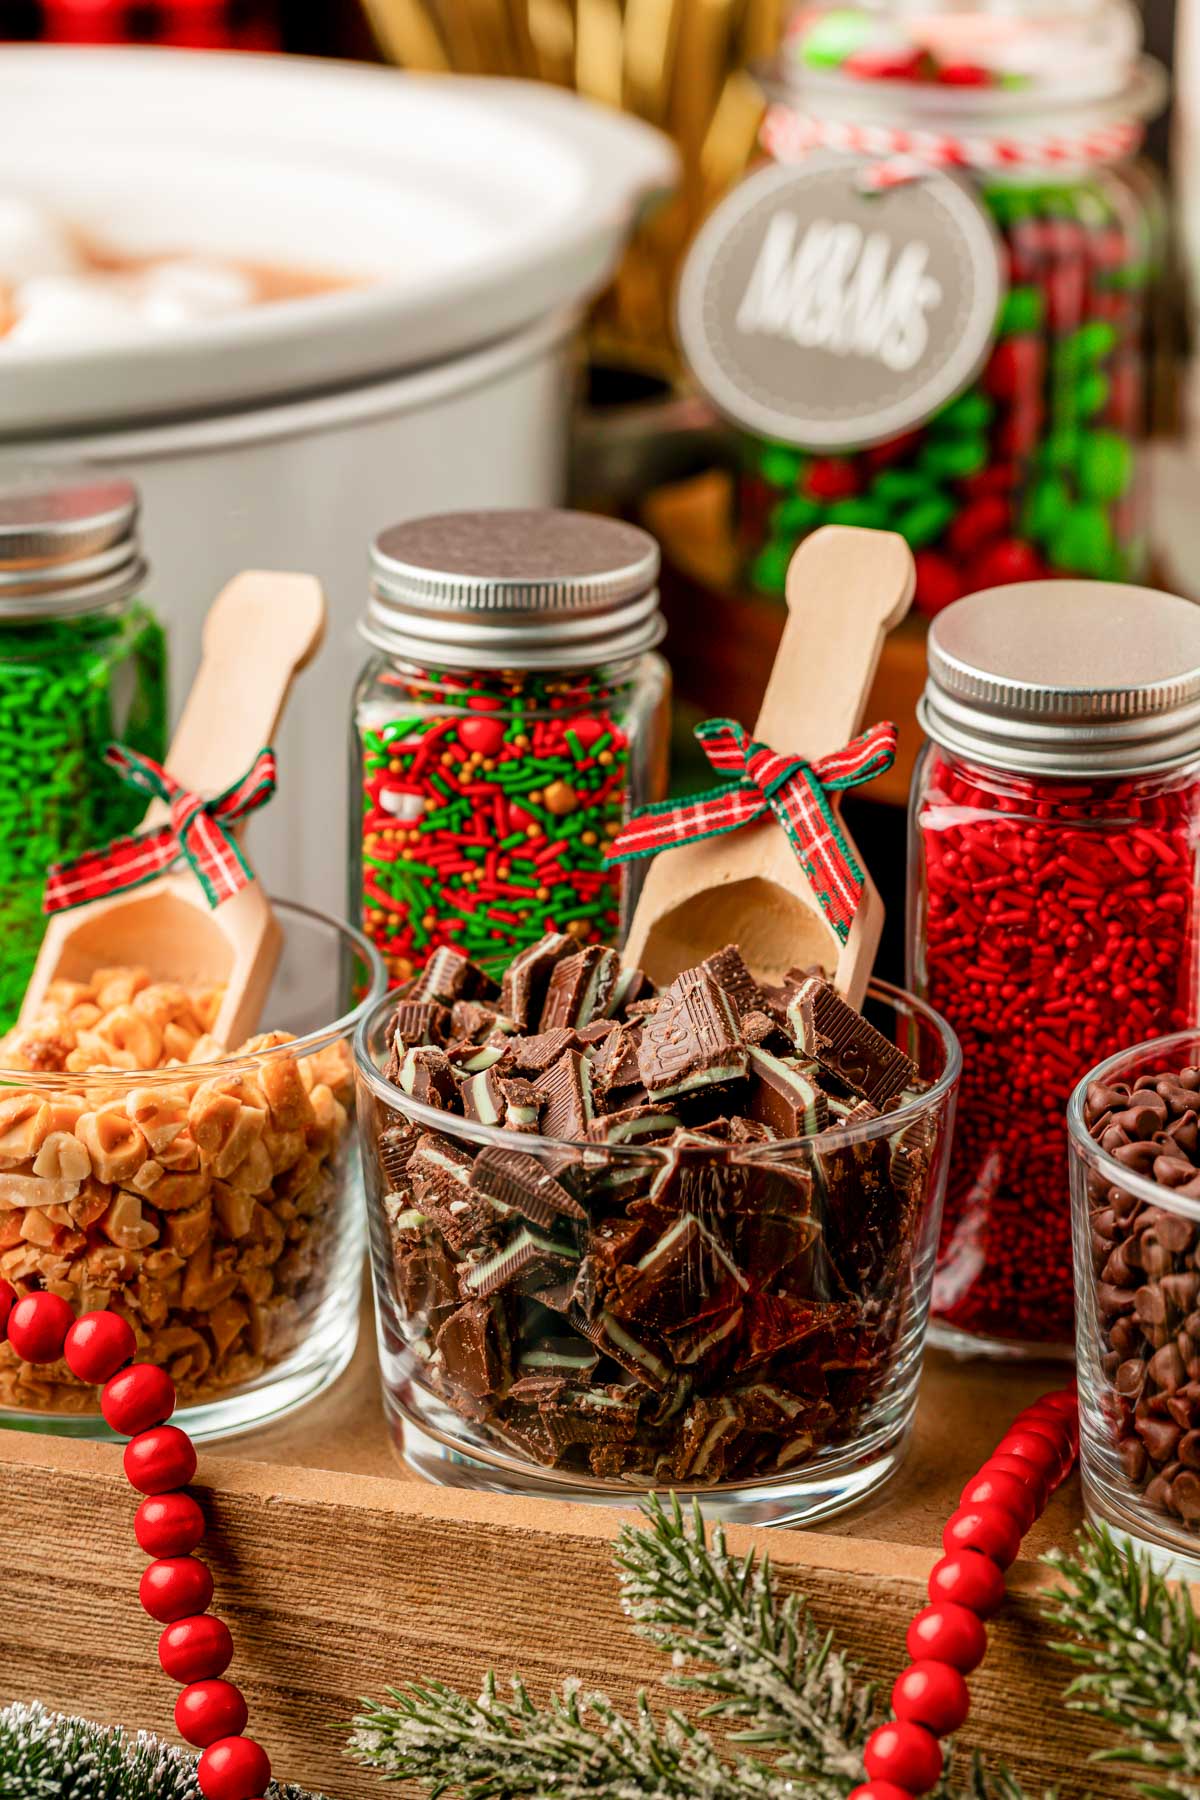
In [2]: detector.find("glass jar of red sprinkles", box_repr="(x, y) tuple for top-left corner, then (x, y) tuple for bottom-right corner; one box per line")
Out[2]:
(909, 580), (1200, 1357)
(351, 510), (670, 987)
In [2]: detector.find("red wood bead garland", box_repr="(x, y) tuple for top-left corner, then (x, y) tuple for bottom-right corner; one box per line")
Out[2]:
(159, 1616), (235, 1683)
(136, 1492), (207, 1558)
(867, 1389), (1078, 1795)
(197, 1735), (271, 1800)
(7, 1291), (73, 1363)
(125, 1424), (199, 1495)
(175, 1678), (249, 1748)
(64, 1310), (137, 1384)
(103, 1363), (177, 1436)
(2, 1303), (277, 1794)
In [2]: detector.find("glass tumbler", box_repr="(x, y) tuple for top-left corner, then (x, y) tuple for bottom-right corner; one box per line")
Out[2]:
(357, 979), (960, 1526)
(1070, 1030), (1200, 1576)
(0, 900), (385, 1442)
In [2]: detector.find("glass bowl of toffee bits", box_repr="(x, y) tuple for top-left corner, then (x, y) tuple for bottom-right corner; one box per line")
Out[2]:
(354, 937), (960, 1525)
(1070, 1032), (1200, 1577)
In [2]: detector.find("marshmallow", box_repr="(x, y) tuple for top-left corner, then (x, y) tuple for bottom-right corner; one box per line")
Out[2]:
(5, 275), (146, 350)
(0, 194), (81, 286)
(136, 258), (255, 327)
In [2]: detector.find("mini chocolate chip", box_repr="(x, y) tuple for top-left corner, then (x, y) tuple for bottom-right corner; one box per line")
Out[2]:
(1110, 1314), (1141, 1358)
(1101, 1243), (1137, 1287)
(1113, 1141), (1161, 1173)
(1153, 1156), (1199, 1189)
(1098, 1282), (1138, 1320)
(1135, 1283), (1168, 1325)
(1118, 1435), (1148, 1482)
(1180, 1428), (1200, 1469)
(1162, 1271), (1200, 1313)
(1145, 1470), (1178, 1511)
(1174, 1469), (1200, 1521)
(1135, 1414), (1183, 1462)
(1158, 1213), (1197, 1254)
(1086, 1079), (1131, 1125)
(1148, 1343), (1186, 1392)
(1115, 1356), (1147, 1396)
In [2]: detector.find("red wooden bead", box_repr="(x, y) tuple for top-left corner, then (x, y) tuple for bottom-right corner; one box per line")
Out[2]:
(63, 1310), (136, 1385)
(994, 1430), (1066, 1484)
(892, 1660), (971, 1736)
(136, 1492), (206, 1558)
(960, 1470), (1037, 1532)
(159, 1615), (235, 1683)
(176, 1678), (249, 1748)
(942, 1505), (1023, 1570)
(927, 1551), (1006, 1619)
(1020, 1405), (1078, 1448)
(1031, 1389), (1077, 1417)
(102, 1363), (176, 1436)
(864, 1721), (943, 1794)
(849, 1785), (915, 1800)
(198, 1736), (271, 1800)
(6, 1291), (73, 1364)
(981, 1453), (1050, 1512)
(125, 1424), (197, 1495)
(906, 1604), (987, 1673)
(0, 1278), (15, 1339)
(139, 1556), (214, 1624)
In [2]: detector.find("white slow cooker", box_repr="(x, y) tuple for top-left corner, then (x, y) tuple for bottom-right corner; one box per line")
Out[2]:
(0, 47), (676, 916)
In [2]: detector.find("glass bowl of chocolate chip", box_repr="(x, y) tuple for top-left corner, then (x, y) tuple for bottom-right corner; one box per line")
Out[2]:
(1070, 1033), (1200, 1577)
(354, 938), (961, 1525)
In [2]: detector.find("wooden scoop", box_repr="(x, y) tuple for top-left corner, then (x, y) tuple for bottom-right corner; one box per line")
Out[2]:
(623, 526), (914, 1010)
(20, 570), (326, 1049)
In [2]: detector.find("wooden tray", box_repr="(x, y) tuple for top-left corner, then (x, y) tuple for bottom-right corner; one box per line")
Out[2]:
(0, 1295), (1131, 1800)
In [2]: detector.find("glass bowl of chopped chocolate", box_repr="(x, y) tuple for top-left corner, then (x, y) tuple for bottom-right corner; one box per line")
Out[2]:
(355, 937), (961, 1524)
(1070, 1034), (1200, 1577)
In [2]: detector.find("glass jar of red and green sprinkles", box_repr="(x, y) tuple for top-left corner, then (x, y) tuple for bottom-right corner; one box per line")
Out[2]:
(0, 467), (166, 1029)
(736, 0), (1166, 612)
(908, 580), (1200, 1359)
(351, 510), (670, 986)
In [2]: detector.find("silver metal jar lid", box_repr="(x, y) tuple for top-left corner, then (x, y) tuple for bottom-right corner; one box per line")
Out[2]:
(0, 464), (146, 619)
(919, 581), (1200, 777)
(364, 508), (664, 670)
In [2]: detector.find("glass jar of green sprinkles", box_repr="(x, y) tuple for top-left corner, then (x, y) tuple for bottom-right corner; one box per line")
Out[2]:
(0, 467), (166, 1027)
(351, 509), (670, 986)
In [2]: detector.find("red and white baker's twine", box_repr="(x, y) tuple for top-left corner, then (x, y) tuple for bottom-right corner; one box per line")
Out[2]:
(762, 102), (1144, 189)
(0, 1283), (272, 1800)
(0, 1271), (1077, 1800)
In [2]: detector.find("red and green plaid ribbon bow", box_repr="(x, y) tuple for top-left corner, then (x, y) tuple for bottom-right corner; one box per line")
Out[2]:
(44, 744), (277, 916)
(606, 717), (897, 944)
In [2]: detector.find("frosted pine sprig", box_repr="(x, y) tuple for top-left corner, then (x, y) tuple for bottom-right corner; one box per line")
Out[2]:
(0, 1701), (325, 1800)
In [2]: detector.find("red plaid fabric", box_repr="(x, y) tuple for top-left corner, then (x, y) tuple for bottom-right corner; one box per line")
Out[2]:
(44, 744), (276, 915)
(606, 718), (896, 944)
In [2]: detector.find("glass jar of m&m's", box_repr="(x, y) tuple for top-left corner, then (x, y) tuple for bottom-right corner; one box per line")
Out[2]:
(351, 510), (670, 985)
(908, 581), (1200, 1358)
(733, 0), (1167, 612)
(0, 466), (166, 1030)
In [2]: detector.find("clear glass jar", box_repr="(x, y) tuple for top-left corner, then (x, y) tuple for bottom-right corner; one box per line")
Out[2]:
(350, 510), (670, 987)
(0, 467), (167, 1030)
(732, 0), (1167, 610)
(908, 581), (1200, 1357)
(355, 979), (960, 1527)
(1069, 1030), (1200, 1580)
(0, 901), (385, 1441)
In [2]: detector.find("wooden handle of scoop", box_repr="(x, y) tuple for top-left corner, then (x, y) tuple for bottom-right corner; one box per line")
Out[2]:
(163, 570), (326, 803)
(756, 527), (915, 755)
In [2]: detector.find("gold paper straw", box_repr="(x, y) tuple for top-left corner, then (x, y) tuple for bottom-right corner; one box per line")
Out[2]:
(360, 0), (450, 69)
(700, 67), (766, 193)
(527, 0), (576, 83)
(575, 0), (625, 107)
(623, 0), (683, 122)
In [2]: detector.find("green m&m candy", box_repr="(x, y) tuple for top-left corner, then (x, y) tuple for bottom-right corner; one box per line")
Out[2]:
(758, 444), (806, 489)
(1075, 371), (1110, 419)
(800, 7), (874, 67)
(929, 390), (995, 436)
(871, 468), (932, 507)
(896, 495), (956, 549)
(1050, 503), (1114, 577)
(1078, 430), (1133, 503)
(826, 497), (888, 529)
(1022, 474), (1071, 545)
(920, 436), (989, 479)
(749, 543), (792, 594)
(772, 494), (822, 536)
(998, 286), (1044, 336)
